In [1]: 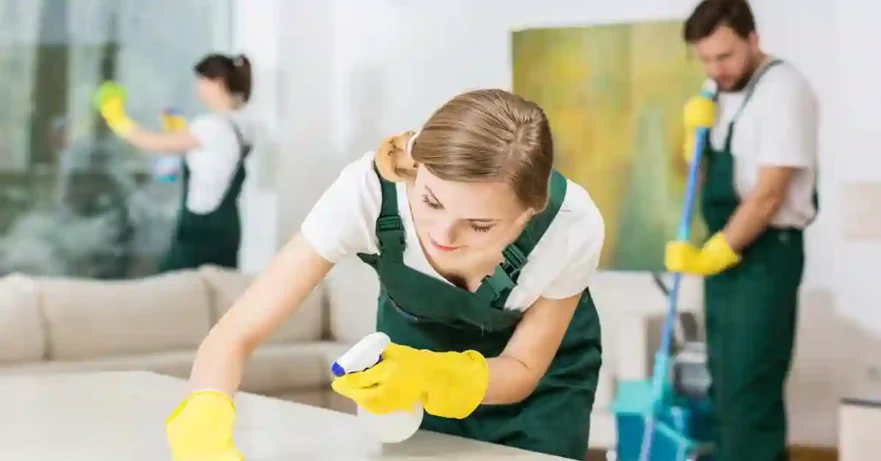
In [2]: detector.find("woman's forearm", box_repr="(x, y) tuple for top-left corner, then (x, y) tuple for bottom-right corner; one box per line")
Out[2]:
(481, 294), (581, 406)
(123, 126), (200, 154)
(189, 330), (250, 395)
(482, 356), (540, 405)
(185, 233), (335, 397)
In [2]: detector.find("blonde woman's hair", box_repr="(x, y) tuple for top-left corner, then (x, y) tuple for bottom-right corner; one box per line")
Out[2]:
(403, 89), (554, 211)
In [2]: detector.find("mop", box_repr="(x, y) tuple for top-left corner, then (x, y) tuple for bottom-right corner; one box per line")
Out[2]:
(636, 88), (716, 461)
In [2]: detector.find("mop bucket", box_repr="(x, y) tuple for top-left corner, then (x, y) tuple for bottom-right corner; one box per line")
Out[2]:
(612, 380), (714, 461)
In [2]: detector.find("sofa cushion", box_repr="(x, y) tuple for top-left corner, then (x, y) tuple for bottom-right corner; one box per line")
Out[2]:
(238, 342), (344, 394)
(324, 257), (380, 344)
(273, 389), (330, 409)
(36, 270), (213, 361)
(0, 274), (44, 364)
(199, 265), (325, 343)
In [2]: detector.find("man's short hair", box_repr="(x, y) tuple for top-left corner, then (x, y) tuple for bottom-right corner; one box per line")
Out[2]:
(683, 0), (757, 43)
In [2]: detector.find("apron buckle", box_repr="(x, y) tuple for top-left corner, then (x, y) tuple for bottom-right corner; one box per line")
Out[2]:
(376, 215), (406, 253)
(500, 245), (528, 278)
(377, 215), (404, 232)
(479, 266), (516, 301)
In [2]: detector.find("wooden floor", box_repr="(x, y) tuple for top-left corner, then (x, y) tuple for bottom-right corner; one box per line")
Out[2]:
(586, 445), (838, 460)
(790, 445), (838, 461)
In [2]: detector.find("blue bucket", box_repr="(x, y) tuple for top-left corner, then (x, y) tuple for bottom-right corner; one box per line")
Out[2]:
(612, 380), (714, 461)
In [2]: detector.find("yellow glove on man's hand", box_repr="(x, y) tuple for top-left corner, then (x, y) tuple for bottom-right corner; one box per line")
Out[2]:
(665, 232), (741, 276)
(165, 390), (243, 461)
(681, 94), (716, 163)
(93, 81), (135, 137)
(331, 343), (489, 419)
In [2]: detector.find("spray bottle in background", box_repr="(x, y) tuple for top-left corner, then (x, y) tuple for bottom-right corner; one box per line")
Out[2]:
(155, 107), (186, 183)
(331, 332), (424, 443)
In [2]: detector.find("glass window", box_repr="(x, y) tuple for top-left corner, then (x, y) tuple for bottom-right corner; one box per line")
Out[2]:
(0, 0), (231, 278)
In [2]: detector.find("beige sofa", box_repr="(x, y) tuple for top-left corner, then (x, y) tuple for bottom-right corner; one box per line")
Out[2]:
(0, 256), (703, 449)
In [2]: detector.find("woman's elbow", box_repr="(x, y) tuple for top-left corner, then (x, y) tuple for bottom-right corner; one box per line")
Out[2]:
(502, 374), (543, 405)
(509, 383), (539, 404)
(486, 357), (544, 404)
(199, 318), (255, 362)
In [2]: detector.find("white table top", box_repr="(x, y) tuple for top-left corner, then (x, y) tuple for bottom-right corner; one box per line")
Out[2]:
(0, 371), (565, 460)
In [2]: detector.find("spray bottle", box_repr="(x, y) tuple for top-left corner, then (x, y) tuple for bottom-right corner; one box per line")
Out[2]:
(154, 107), (185, 183)
(331, 332), (424, 443)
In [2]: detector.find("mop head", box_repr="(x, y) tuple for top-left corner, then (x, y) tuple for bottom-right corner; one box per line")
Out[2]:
(612, 380), (694, 460)
(612, 379), (714, 460)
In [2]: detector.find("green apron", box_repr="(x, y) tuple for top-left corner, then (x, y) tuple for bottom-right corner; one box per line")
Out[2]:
(356, 168), (602, 460)
(700, 59), (817, 461)
(158, 118), (251, 273)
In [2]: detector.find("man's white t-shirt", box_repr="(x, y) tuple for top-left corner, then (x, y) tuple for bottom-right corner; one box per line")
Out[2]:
(301, 152), (606, 312)
(708, 60), (819, 228)
(185, 108), (255, 214)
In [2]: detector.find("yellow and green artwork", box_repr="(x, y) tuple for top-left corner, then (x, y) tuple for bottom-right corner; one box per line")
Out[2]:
(512, 21), (709, 271)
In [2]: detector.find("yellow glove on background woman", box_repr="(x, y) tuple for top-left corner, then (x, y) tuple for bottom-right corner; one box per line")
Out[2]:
(161, 108), (188, 133)
(331, 342), (490, 419)
(93, 81), (135, 137)
(165, 390), (243, 461)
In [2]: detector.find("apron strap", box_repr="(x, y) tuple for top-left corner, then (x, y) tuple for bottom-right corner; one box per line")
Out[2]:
(224, 117), (253, 161)
(716, 58), (784, 152)
(732, 57), (784, 120)
(804, 181), (820, 226)
(373, 165), (406, 260)
(475, 171), (568, 304)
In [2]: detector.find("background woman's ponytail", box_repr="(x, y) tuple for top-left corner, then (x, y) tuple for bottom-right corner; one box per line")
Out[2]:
(230, 54), (252, 102)
(194, 53), (253, 103)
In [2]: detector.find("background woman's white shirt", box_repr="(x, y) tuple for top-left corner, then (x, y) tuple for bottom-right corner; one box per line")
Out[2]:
(184, 108), (254, 214)
(301, 152), (606, 312)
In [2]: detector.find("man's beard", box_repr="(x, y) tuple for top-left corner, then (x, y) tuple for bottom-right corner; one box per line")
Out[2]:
(720, 55), (763, 92)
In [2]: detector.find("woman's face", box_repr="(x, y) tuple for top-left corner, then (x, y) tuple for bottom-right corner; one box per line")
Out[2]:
(195, 76), (230, 111)
(409, 164), (528, 264)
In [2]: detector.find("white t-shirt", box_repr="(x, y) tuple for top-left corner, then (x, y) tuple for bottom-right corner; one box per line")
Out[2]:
(707, 60), (819, 228)
(185, 108), (254, 214)
(301, 152), (606, 312)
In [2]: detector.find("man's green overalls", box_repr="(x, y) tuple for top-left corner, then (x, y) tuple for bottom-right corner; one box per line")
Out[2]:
(701, 59), (817, 461)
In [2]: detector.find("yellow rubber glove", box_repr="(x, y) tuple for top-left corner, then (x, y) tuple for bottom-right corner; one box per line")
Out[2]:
(161, 108), (188, 133)
(681, 94), (716, 163)
(93, 81), (135, 137)
(165, 390), (243, 461)
(665, 232), (741, 276)
(331, 343), (489, 419)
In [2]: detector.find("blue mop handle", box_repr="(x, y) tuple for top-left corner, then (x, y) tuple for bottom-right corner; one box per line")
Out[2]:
(650, 89), (714, 409)
(639, 90), (714, 461)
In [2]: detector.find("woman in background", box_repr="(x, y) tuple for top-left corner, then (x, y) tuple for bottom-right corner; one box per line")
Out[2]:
(93, 53), (255, 272)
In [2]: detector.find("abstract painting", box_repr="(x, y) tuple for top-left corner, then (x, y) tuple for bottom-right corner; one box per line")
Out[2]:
(512, 21), (708, 271)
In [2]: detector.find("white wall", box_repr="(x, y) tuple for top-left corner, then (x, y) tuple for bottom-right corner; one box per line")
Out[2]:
(230, 0), (282, 274)
(246, 0), (881, 447)
(837, 1), (881, 334)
